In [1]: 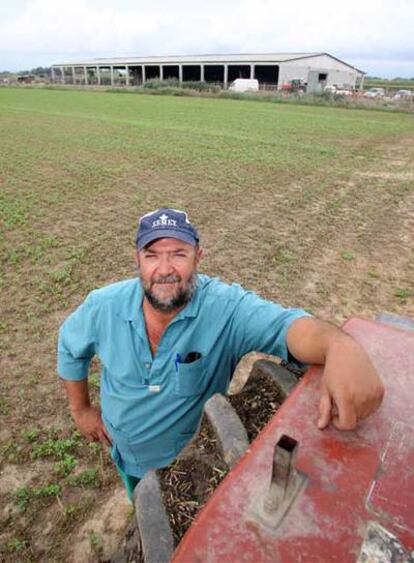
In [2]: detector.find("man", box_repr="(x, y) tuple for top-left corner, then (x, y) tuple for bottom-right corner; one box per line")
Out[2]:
(58, 208), (384, 499)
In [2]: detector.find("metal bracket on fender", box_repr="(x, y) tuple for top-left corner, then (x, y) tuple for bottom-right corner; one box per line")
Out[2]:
(248, 434), (308, 531)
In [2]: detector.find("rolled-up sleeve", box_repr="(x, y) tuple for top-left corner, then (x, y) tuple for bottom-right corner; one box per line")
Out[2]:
(230, 290), (312, 363)
(57, 293), (98, 380)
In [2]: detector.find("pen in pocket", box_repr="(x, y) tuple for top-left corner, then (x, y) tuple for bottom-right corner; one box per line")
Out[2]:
(175, 351), (202, 372)
(175, 353), (182, 373)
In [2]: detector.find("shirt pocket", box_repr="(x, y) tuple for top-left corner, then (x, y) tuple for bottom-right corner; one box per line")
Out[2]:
(175, 356), (209, 397)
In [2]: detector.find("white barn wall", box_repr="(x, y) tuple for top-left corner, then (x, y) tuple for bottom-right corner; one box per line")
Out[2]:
(279, 55), (359, 89)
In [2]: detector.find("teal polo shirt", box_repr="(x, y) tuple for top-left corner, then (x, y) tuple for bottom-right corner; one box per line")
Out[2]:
(57, 274), (310, 477)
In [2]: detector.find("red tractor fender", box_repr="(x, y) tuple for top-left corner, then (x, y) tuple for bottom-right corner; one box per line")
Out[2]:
(172, 317), (414, 562)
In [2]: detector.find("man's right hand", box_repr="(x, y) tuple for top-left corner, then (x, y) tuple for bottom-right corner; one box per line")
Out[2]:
(72, 405), (112, 446)
(61, 379), (112, 446)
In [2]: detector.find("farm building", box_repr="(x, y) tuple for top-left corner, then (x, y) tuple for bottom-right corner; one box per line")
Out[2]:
(51, 52), (365, 91)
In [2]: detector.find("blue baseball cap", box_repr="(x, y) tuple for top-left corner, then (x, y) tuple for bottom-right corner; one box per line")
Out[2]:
(136, 208), (199, 250)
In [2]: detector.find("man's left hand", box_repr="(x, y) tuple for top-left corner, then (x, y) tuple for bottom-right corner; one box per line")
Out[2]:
(317, 335), (384, 430)
(287, 317), (385, 431)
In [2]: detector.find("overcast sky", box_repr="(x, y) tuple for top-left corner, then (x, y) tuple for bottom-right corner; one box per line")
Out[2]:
(0, 0), (413, 78)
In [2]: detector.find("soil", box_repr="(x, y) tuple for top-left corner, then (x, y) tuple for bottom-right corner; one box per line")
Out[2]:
(104, 518), (141, 563)
(228, 361), (304, 441)
(228, 372), (283, 441)
(158, 419), (228, 546)
(1, 92), (413, 562)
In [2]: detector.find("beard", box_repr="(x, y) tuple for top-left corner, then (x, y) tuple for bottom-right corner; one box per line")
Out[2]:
(141, 272), (197, 313)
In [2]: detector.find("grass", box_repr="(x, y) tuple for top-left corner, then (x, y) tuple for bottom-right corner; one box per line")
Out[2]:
(13, 486), (32, 512)
(22, 427), (41, 442)
(0, 87), (413, 561)
(6, 537), (27, 553)
(340, 250), (356, 261)
(31, 434), (80, 460)
(395, 288), (413, 299)
(67, 468), (100, 488)
(12, 483), (61, 512)
(13, 82), (414, 115)
(54, 454), (77, 477)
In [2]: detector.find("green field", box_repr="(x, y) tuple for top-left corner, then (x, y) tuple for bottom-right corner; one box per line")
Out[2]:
(1, 88), (413, 561)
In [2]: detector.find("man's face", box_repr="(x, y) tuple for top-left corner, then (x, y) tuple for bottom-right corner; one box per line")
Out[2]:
(136, 238), (202, 313)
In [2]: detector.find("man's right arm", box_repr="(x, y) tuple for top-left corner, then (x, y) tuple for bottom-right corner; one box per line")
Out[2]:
(62, 379), (112, 446)
(58, 293), (111, 446)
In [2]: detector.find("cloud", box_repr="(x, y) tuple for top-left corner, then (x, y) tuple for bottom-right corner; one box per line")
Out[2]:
(0, 0), (413, 75)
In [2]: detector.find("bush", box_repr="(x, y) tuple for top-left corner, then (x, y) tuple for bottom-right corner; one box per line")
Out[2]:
(180, 81), (221, 93)
(142, 78), (221, 93)
(143, 78), (179, 89)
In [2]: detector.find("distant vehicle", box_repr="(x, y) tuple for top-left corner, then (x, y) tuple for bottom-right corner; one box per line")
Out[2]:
(364, 87), (385, 98)
(280, 79), (306, 93)
(17, 74), (35, 84)
(228, 79), (259, 93)
(393, 89), (413, 100)
(324, 85), (353, 96)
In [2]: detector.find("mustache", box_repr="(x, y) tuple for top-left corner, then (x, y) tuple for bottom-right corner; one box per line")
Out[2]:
(152, 274), (182, 284)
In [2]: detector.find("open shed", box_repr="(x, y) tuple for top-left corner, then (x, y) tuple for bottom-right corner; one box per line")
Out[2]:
(51, 52), (365, 91)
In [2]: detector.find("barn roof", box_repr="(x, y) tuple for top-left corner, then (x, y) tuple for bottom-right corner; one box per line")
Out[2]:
(52, 52), (364, 74)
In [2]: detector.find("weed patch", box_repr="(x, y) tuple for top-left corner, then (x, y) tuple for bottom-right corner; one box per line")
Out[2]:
(31, 434), (80, 460)
(0, 441), (23, 464)
(22, 426), (41, 443)
(34, 483), (61, 497)
(12, 483), (61, 512)
(13, 485), (31, 511)
(67, 468), (100, 488)
(54, 453), (77, 476)
(340, 250), (356, 261)
(395, 288), (413, 299)
(6, 537), (27, 553)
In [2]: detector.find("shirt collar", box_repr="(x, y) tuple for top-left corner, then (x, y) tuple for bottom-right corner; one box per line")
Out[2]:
(118, 276), (202, 321)
(117, 278), (143, 321)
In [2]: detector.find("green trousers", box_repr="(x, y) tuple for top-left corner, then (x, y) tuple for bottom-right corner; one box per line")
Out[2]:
(115, 462), (140, 501)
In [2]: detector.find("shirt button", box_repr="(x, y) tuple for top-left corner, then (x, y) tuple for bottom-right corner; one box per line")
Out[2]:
(144, 362), (151, 369)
